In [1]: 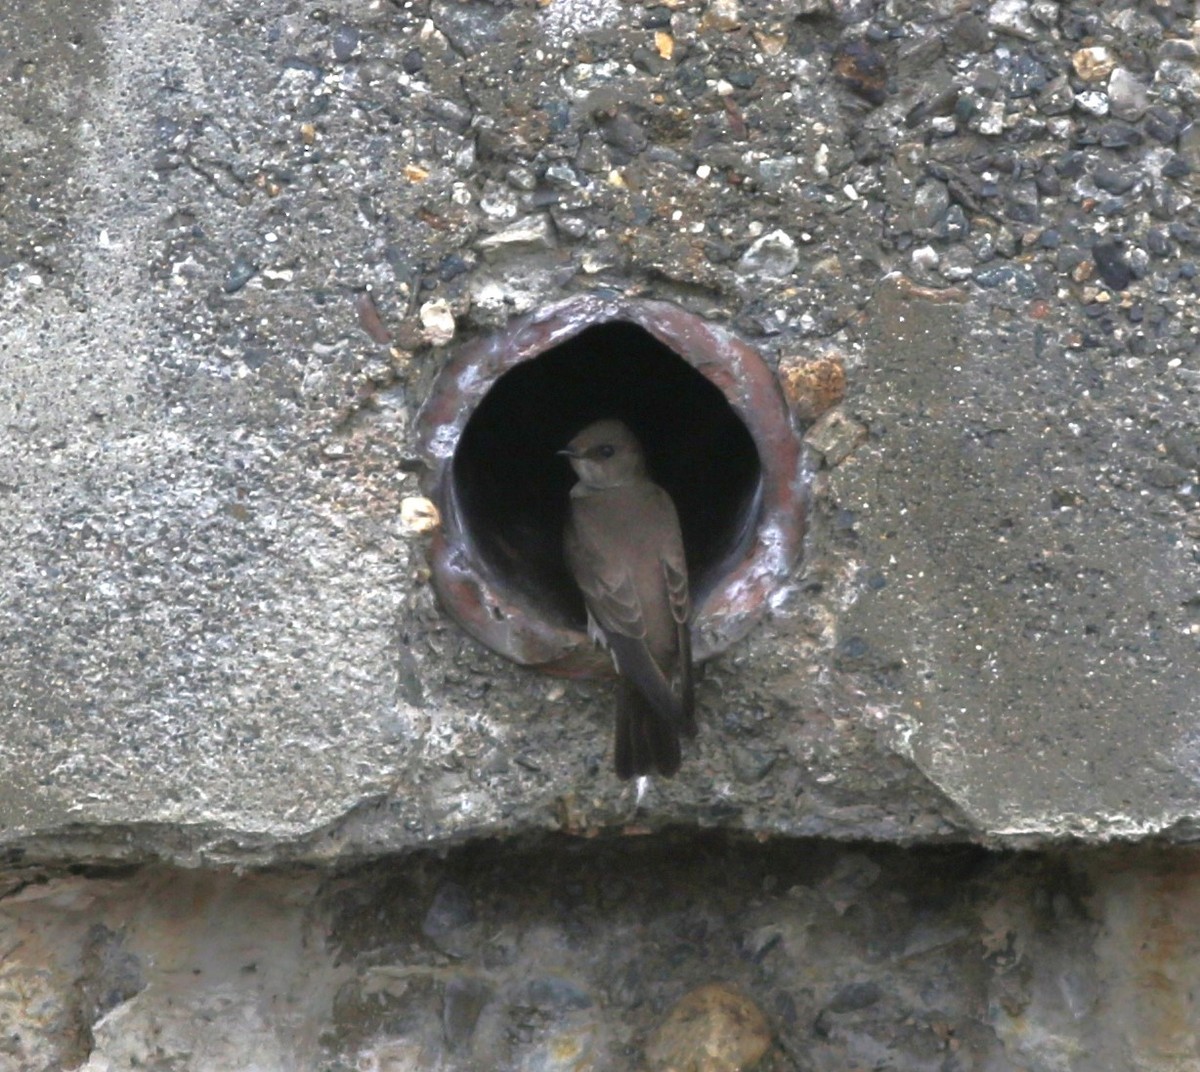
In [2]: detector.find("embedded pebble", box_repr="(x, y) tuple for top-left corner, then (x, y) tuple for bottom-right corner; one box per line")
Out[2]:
(832, 39), (888, 105)
(332, 24), (360, 62)
(1108, 68), (1149, 121)
(477, 214), (556, 258)
(1075, 91), (1110, 117)
(419, 299), (457, 346)
(987, 0), (1039, 40)
(737, 229), (798, 280)
(1072, 46), (1117, 83)
(804, 407), (869, 466)
(223, 255), (257, 293)
(399, 497), (441, 534)
(645, 985), (772, 1072)
(779, 356), (846, 421)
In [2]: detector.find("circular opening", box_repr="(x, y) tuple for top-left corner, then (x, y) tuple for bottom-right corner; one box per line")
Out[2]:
(415, 295), (807, 674)
(454, 322), (763, 630)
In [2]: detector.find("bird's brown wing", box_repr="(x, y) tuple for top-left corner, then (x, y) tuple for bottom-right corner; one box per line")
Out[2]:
(661, 550), (690, 625)
(565, 513), (685, 750)
(660, 540), (696, 737)
(657, 494), (700, 734)
(564, 521), (646, 638)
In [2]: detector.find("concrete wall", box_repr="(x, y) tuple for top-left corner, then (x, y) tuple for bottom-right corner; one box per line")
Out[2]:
(1, 0), (1198, 1067)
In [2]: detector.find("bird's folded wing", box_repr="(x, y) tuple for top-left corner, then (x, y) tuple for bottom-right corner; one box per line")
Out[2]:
(565, 532), (647, 639)
(662, 555), (696, 735)
(661, 553), (690, 624)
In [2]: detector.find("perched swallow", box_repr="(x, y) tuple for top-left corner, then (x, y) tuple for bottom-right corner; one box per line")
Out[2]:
(560, 419), (696, 778)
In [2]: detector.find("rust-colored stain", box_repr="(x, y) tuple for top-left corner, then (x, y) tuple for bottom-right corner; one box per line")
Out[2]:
(1086, 852), (1200, 1063)
(355, 292), (392, 344)
(779, 356), (846, 422)
(1131, 863), (1200, 1055)
(893, 275), (968, 303)
(832, 39), (888, 106)
(722, 94), (749, 140)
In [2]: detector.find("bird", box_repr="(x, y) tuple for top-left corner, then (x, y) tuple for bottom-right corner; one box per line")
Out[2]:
(559, 419), (697, 778)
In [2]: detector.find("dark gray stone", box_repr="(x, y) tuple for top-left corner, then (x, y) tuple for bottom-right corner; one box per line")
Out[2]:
(332, 24), (360, 62)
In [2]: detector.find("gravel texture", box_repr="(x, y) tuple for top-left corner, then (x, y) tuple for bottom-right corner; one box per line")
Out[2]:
(1, 0), (1197, 860)
(3, 1), (1200, 1068)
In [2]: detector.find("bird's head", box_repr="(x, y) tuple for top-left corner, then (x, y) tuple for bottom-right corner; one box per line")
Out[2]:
(558, 419), (647, 489)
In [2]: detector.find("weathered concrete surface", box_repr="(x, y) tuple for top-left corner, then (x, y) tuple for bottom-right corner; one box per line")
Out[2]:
(3, 839), (1200, 1072)
(834, 278), (1198, 840)
(1, 0), (1198, 869)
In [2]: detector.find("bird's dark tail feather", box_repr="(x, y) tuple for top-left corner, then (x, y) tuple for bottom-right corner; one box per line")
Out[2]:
(615, 678), (682, 779)
(607, 634), (685, 725)
(606, 633), (693, 778)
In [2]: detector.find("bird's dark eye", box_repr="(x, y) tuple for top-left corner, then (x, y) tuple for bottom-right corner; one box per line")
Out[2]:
(595, 444), (616, 459)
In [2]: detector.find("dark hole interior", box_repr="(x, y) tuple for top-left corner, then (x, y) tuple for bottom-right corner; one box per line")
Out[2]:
(452, 322), (763, 628)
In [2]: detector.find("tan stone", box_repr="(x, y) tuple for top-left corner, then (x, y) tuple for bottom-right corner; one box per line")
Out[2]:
(779, 356), (846, 422)
(645, 984), (771, 1072)
(1072, 46), (1117, 82)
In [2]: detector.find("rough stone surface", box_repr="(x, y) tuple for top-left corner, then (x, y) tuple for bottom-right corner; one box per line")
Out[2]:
(1, 839), (1199, 1072)
(3, 0), (1195, 867)
(1, 0), (1200, 1063)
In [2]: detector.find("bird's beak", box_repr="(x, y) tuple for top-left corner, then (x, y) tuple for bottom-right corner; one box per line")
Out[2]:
(557, 448), (579, 459)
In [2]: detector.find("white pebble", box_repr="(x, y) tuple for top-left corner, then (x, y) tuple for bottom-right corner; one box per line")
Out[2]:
(1074, 91), (1110, 117)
